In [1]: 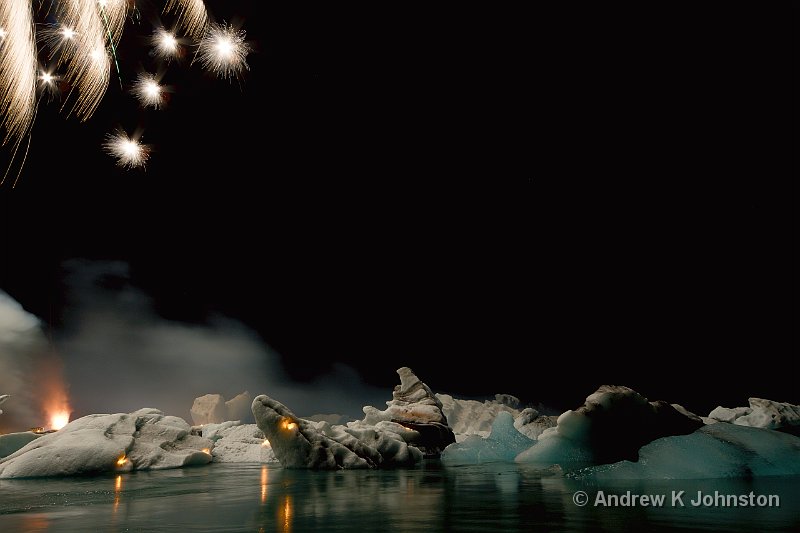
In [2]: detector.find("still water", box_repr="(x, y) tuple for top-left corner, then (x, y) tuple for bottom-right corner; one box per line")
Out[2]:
(0, 462), (798, 532)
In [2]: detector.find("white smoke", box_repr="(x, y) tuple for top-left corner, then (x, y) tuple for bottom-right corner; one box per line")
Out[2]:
(0, 290), (49, 431)
(52, 260), (387, 422)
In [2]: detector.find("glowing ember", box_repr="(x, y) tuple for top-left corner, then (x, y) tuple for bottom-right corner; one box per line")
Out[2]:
(195, 22), (251, 79)
(49, 411), (70, 430)
(152, 28), (180, 61)
(116, 453), (128, 467)
(261, 438), (270, 447)
(103, 130), (150, 168)
(202, 448), (211, 454)
(280, 419), (297, 431)
(132, 73), (164, 109)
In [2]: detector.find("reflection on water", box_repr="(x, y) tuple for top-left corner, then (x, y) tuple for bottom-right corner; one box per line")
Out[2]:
(260, 466), (268, 504)
(0, 462), (798, 532)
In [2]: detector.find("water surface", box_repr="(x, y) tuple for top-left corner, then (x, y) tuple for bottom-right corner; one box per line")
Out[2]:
(1, 462), (797, 532)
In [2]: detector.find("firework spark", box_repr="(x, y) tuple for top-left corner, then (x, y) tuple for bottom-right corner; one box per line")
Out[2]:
(152, 28), (180, 61)
(195, 22), (251, 80)
(48, 0), (112, 121)
(1, 1), (257, 180)
(39, 69), (61, 101)
(132, 72), (164, 109)
(0, 0), (37, 147)
(38, 24), (77, 62)
(103, 130), (150, 168)
(163, 0), (207, 40)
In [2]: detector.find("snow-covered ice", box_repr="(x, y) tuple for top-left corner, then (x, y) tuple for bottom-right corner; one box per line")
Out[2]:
(190, 392), (252, 425)
(0, 408), (212, 478)
(707, 398), (800, 433)
(204, 423), (277, 463)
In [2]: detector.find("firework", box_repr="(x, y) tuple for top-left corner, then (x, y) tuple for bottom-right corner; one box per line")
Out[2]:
(103, 130), (150, 169)
(195, 22), (251, 80)
(132, 72), (164, 109)
(163, 0), (207, 40)
(38, 69), (61, 102)
(0, 0), (37, 146)
(1, 1), (255, 180)
(152, 28), (181, 61)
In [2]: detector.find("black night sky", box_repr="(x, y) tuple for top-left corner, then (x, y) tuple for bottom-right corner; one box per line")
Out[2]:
(0, 3), (795, 417)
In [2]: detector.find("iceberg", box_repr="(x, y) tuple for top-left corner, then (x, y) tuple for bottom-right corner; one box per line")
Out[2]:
(0, 431), (41, 459)
(574, 423), (800, 479)
(190, 391), (253, 425)
(436, 393), (556, 441)
(514, 407), (558, 439)
(204, 422), (278, 463)
(441, 411), (535, 465)
(0, 394), (9, 415)
(0, 408), (213, 478)
(707, 398), (800, 434)
(351, 367), (455, 456)
(436, 393), (519, 440)
(516, 385), (703, 466)
(252, 394), (422, 469)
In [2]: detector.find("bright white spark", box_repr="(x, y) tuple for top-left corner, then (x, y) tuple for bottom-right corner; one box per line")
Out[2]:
(38, 69), (60, 102)
(195, 23), (251, 80)
(152, 28), (179, 61)
(163, 0), (208, 39)
(0, 0), (37, 146)
(39, 24), (76, 61)
(45, 0), (112, 121)
(103, 130), (150, 169)
(132, 73), (164, 109)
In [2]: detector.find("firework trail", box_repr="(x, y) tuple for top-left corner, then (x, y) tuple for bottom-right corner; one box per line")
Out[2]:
(0, 0), (37, 146)
(1, 1), (250, 183)
(163, 0), (207, 40)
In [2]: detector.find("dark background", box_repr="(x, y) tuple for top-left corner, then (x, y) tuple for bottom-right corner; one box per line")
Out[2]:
(0, 3), (794, 414)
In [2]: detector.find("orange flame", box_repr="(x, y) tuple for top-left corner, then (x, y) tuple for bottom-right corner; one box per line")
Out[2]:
(38, 352), (72, 431)
(116, 453), (128, 467)
(49, 411), (71, 431)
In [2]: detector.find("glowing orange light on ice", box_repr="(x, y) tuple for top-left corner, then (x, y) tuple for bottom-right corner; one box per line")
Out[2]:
(49, 411), (70, 430)
(261, 438), (270, 447)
